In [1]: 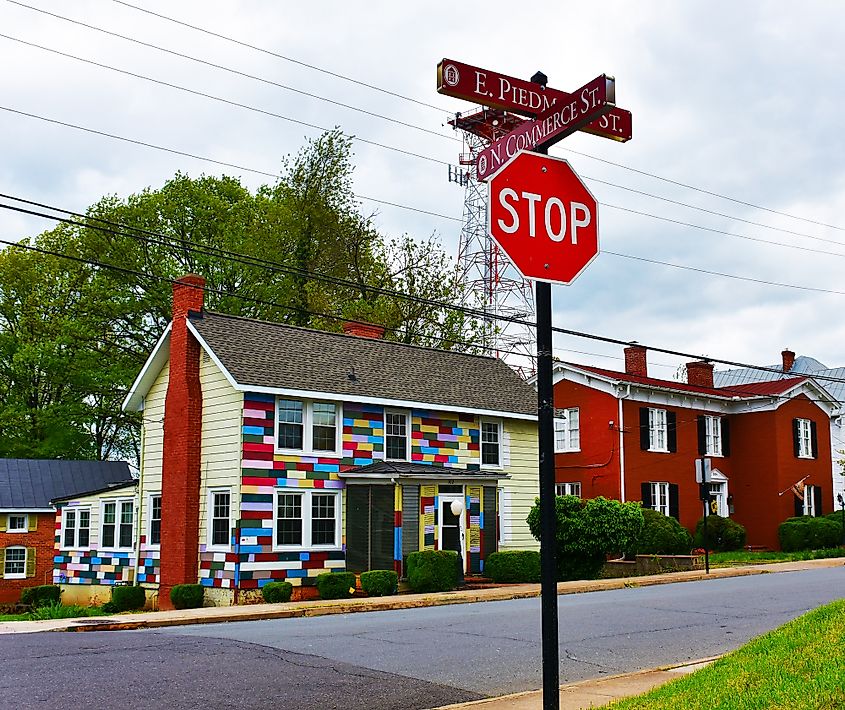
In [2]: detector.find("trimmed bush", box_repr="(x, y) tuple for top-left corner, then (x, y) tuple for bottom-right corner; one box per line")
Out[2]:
(779, 516), (841, 552)
(636, 509), (694, 555)
(693, 515), (746, 552)
(169, 584), (204, 610)
(111, 585), (146, 612)
(262, 581), (293, 604)
(20, 585), (61, 608)
(315, 572), (357, 600)
(360, 570), (398, 597)
(406, 550), (459, 593)
(485, 550), (541, 583)
(27, 602), (91, 620)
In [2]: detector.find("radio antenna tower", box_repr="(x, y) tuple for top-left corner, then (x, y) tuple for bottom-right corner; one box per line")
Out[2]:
(448, 108), (536, 375)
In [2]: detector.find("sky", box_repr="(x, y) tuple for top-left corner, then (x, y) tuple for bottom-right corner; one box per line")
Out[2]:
(2, 0), (845, 380)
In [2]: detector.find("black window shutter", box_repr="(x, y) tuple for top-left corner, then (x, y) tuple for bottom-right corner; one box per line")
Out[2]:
(641, 482), (652, 509)
(810, 421), (818, 459)
(696, 416), (706, 455)
(813, 486), (823, 516)
(794, 494), (804, 517)
(721, 418), (731, 457)
(639, 408), (649, 450)
(668, 484), (680, 520)
(667, 412), (677, 453)
(792, 419), (800, 457)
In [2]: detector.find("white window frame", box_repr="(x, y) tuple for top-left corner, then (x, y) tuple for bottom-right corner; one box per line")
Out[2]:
(649, 408), (668, 452)
(60, 506), (91, 551)
(207, 488), (232, 551)
(704, 416), (723, 456)
(480, 418), (503, 469)
(554, 408), (580, 453)
(384, 409), (410, 462)
(650, 481), (670, 516)
(274, 398), (342, 457)
(555, 482), (582, 497)
(3, 545), (26, 579)
(100, 498), (135, 552)
(148, 493), (162, 549)
(803, 485), (818, 517)
(6, 514), (28, 533)
(273, 489), (342, 552)
(797, 418), (813, 459)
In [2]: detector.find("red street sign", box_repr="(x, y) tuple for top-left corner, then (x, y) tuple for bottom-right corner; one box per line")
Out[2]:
(488, 151), (599, 285)
(475, 75), (614, 182)
(437, 58), (632, 143)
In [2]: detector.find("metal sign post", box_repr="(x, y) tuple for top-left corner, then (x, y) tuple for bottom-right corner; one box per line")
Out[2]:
(696, 457), (713, 574)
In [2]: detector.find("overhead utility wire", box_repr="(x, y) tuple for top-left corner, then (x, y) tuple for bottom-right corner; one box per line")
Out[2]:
(5, 1), (458, 143)
(0, 33), (449, 168)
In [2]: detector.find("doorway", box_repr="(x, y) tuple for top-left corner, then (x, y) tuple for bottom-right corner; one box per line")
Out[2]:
(438, 493), (466, 567)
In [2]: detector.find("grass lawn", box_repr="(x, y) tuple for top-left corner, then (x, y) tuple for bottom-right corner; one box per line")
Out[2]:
(0, 613), (30, 621)
(605, 599), (845, 709)
(709, 548), (845, 566)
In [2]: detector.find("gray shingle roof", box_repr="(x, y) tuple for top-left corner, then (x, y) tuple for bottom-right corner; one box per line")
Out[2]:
(0, 459), (135, 510)
(190, 312), (537, 417)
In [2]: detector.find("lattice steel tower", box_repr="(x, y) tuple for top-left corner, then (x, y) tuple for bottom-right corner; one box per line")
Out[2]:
(448, 108), (536, 374)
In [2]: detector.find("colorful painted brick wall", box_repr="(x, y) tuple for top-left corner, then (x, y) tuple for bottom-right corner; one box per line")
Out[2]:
(137, 535), (159, 585)
(411, 411), (480, 468)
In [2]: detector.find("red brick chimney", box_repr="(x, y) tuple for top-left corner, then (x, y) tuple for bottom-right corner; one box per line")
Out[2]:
(159, 274), (205, 609)
(782, 348), (795, 373)
(342, 321), (386, 339)
(686, 360), (714, 388)
(624, 344), (648, 377)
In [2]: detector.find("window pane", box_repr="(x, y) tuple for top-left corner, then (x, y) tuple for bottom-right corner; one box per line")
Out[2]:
(102, 523), (116, 548)
(276, 493), (302, 546)
(313, 425), (336, 451)
(312, 402), (336, 426)
(278, 400), (304, 449)
(212, 519), (229, 546)
(385, 412), (407, 460)
(481, 422), (500, 466)
(4, 548), (25, 576)
(120, 502), (133, 525)
(151, 495), (162, 545)
(103, 502), (116, 524)
(278, 400), (303, 424)
(311, 494), (336, 546)
(64, 510), (76, 548)
(119, 523), (133, 549)
(211, 492), (230, 546)
(554, 419), (566, 450)
(213, 493), (230, 520)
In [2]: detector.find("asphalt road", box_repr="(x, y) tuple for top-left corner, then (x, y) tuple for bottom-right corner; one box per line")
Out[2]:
(2, 566), (843, 709)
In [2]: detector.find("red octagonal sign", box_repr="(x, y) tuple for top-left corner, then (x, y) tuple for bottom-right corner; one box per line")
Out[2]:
(488, 150), (599, 284)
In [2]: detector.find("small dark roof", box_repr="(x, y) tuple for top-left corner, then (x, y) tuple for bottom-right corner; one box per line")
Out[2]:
(339, 461), (508, 480)
(190, 311), (536, 417)
(0, 459), (135, 510)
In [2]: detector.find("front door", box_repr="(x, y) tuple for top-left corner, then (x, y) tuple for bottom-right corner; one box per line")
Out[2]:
(438, 495), (466, 568)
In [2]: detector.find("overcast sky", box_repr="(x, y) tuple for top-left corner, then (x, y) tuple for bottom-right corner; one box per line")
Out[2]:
(2, 0), (844, 378)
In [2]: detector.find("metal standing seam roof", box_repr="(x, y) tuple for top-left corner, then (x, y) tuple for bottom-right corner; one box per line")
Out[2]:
(0, 459), (135, 509)
(189, 311), (538, 417)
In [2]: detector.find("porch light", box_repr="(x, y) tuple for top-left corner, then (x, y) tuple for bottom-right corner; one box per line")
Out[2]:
(450, 499), (465, 517)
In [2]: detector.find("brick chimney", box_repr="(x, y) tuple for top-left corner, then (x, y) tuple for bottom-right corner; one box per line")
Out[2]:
(342, 321), (386, 339)
(782, 348), (795, 373)
(159, 274), (205, 609)
(624, 344), (648, 377)
(686, 360), (714, 388)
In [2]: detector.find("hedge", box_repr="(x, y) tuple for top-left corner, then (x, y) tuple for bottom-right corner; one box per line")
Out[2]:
(20, 585), (61, 608)
(779, 516), (841, 551)
(636, 508), (694, 555)
(316, 572), (357, 600)
(485, 550), (540, 583)
(169, 584), (204, 610)
(262, 581), (293, 604)
(694, 515), (746, 552)
(360, 570), (398, 597)
(406, 550), (459, 593)
(111, 585), (146, 612)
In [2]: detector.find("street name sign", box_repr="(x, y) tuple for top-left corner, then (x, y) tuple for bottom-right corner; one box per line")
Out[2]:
(488, 151), (599, 285)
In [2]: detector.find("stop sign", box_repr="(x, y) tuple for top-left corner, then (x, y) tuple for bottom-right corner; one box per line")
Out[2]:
(488, 150), (599, 284)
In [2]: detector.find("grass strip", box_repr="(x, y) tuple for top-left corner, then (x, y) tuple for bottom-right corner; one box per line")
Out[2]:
(709, 548), (844, 566)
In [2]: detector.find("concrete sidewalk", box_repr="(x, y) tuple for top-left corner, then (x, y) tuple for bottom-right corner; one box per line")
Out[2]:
(0, 557), (840, 635)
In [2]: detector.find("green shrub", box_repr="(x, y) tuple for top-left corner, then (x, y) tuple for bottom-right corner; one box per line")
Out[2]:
(406, 550), (459, 593)
(20, 585), (61, 608)
(779, 516), (841, 552)
(360, 570), (398, 597)
(315, 572), (357, 600)
(262, 581), (293, 604)
(27, 602), (91, 620)
(485, 550), (541, 583)
(694, 515), (746, 552)
(636, 509), (694, 555)
(110, 585), (146, 612)
(169, 584), (204, 610)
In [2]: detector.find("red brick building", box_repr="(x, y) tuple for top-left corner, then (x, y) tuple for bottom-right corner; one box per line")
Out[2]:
(551, 345), (837, 549)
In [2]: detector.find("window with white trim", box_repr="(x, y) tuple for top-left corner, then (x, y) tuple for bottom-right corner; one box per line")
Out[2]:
(385, 410), (409, 461)
(61, 507), (90, 549)
(554, 408), (580, 452)
(3, 546), (26, 578)
(705, 416), (722, 456)
(481, 420), (502, 467)
(650, 482), (670, 516)
(274, 489), (341, 550)
(797, 418), (813, 458)
(276, 398), (341, 456)
(101, 499), (134, 550)
(7, 514), (27, 532)
(208, 489), (231, 549)
(556, 482), (582, 497)
(804, 485), (819, 517)
(149, 494), (162, 547)
(649, 408), (668, 452)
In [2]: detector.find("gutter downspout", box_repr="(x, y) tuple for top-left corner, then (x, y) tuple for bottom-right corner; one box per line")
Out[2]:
(132, 397), (145, 591)
(618, 384), (631, 502)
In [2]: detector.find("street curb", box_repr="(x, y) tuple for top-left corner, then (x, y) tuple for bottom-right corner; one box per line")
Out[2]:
(0, 557), (840, 635)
